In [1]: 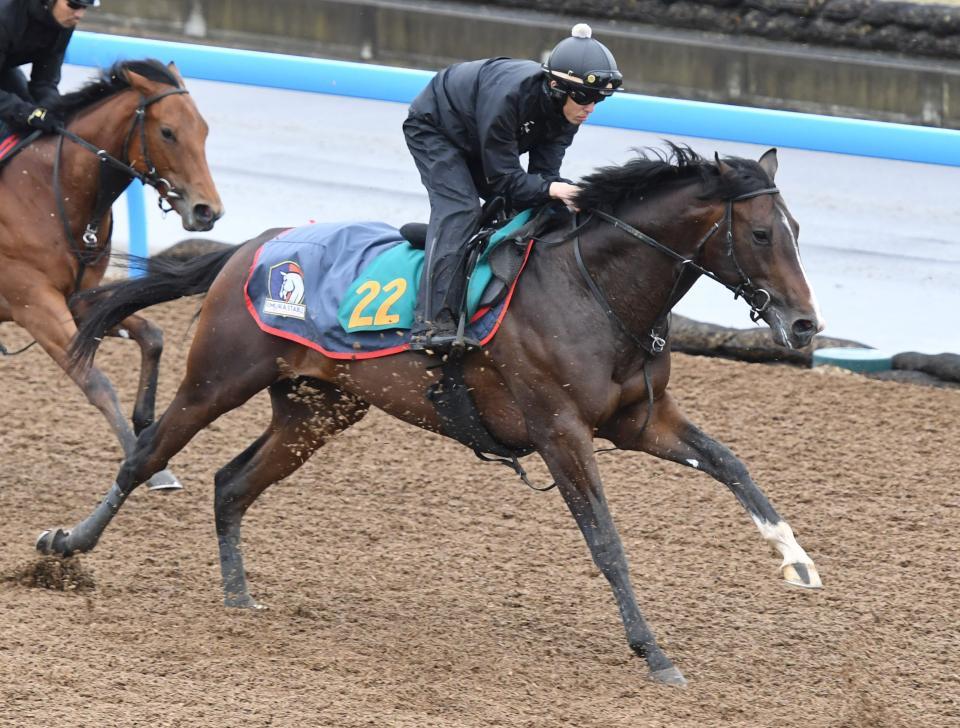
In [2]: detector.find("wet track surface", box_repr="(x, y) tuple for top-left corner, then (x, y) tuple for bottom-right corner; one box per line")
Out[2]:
(0, 298), (958, 727)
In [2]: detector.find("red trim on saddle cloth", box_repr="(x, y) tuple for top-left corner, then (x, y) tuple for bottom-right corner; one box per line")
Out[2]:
(243, 236), (537, 360)
(0, 133), (21, 161)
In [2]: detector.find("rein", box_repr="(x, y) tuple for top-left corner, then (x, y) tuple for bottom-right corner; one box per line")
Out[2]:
(580, 186), (780, 355)
(52, 87), (189, 294)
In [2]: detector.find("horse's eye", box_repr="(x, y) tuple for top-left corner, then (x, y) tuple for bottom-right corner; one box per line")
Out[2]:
(752, 229), (770, 245)
(160, 127), (176, 142)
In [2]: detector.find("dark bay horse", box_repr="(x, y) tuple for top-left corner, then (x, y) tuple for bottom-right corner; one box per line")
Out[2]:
(0, 59), (223, 490)
(44, 147), (822, 686)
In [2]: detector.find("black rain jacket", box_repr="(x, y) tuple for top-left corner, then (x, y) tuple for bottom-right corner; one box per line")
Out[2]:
(0, 0), (71, 124)
(408, 58), (579, 210)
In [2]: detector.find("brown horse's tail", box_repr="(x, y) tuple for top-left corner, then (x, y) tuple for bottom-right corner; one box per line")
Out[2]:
(68, 246), (241, 371)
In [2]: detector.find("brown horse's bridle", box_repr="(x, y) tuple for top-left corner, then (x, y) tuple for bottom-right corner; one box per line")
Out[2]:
(585, 186), (780, 355)
(52, 87), (190, 278)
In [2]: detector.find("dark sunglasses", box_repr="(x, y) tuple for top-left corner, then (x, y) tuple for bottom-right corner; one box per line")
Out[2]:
(566, 87), (612, 106)
(66, 0), (90, 9)
(563, 70), (623, 105)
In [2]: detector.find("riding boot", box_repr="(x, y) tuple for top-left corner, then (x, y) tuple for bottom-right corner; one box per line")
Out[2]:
(409, 249), (479, 353)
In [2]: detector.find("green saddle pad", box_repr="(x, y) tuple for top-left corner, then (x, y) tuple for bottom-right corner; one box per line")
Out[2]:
(337, 208), (534, 333)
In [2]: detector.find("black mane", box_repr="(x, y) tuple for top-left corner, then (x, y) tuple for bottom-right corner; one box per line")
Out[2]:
(53, 59), (180, 120)
(575, 142), (773, 212)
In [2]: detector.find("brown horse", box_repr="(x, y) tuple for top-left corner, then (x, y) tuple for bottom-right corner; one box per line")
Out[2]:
(0, 59), (223, 489)
(45, 146), (822, 686)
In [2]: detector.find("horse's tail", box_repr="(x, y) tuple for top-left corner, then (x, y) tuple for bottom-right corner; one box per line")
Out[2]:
(68, 245), (241, 371)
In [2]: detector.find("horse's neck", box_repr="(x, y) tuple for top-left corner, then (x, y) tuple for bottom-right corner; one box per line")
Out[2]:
(53, 93), (141, 226)
(575, 196), (716, 326)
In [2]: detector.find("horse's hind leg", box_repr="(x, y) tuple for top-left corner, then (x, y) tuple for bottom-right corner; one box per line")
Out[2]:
(214, 379), (369, 608)
(603, 390), (821, 589)
(107, 314), (185, 490)
(37, 346), (282, 558)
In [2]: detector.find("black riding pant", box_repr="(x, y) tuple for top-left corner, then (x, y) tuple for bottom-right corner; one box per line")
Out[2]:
(403, 113), (483, 329)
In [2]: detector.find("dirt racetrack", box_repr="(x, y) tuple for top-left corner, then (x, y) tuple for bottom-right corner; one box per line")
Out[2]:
(1, 298), (957, 728)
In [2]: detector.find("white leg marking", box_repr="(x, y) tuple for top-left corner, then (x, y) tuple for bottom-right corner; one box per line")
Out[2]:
(685, 458), (700, 469)
(118, 328), (131, 339)
(752, 516), (814, 568)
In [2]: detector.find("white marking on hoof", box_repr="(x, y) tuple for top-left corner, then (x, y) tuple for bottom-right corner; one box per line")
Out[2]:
(147, 469), (183, 492)
(685, 458), (700, 469)
(117, 328), (130, 339)
(782, 562), (823, 589)
(649, 666), (687, 687)
(36, 530), (51, 552)
(752, 517), (822, 588)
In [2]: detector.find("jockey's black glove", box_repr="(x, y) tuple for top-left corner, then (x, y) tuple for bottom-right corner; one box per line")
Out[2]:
(24, 107), (63, 133)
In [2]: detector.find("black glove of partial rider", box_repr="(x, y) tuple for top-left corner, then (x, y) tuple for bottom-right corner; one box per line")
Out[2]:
(25, 107), (63, 133)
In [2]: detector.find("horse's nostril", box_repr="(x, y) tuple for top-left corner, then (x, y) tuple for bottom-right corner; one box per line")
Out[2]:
(792, 318), (817, 340)
(193, 204), (214, 224)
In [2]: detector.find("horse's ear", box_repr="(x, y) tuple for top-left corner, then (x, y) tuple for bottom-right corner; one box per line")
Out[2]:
(125, 69), (160, 97)
(714, 151), (733, 176)
(758, 148), (779, 181)
(166, 61), (186, 87)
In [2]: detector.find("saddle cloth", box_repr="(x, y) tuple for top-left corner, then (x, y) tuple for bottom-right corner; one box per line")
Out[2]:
(243, 211), (536, 359)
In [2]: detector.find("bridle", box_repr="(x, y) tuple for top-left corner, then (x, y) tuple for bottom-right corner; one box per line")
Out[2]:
(52, 87), (189, 290)
(579, 186), (780, 356)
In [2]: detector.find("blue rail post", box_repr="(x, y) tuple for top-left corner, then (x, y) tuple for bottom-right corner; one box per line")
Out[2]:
(124, 179), (148, 277)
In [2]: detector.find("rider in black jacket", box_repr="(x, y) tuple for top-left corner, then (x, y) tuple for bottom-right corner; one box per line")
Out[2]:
(0, 0), (97, 135)
(403, 23), (622, 351)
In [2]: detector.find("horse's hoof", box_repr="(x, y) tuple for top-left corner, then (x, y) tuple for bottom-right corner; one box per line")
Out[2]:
(147, 469), (183, 492)
(782, 561), (823, 589)
(224, 595), (267, 610)
(36, 528), (70, 556)
(649, 666), (687, 687)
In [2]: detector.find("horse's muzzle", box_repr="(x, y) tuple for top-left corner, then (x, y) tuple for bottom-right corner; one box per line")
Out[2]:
(177, 198), (224, 231)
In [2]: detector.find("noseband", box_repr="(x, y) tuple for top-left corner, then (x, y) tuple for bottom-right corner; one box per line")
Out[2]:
(583, 186), (780, 354)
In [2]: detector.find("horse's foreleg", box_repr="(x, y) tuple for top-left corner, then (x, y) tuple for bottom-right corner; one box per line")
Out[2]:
(14, 292), (136, 448)
(533, 416), (686, 686)
(604, 391), (821, 589)
(214, 380), (369, 608)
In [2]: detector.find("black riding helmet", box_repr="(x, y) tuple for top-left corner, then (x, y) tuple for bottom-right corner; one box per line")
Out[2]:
(543, 24), (623, 105)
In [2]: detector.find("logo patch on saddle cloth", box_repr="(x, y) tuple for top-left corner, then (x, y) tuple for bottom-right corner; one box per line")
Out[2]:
(262, 261), (307, 319)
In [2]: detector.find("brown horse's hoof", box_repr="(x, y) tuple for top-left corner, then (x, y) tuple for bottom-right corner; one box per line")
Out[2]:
(649, 666), (687, 687)
(782, 561), (823, 589)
